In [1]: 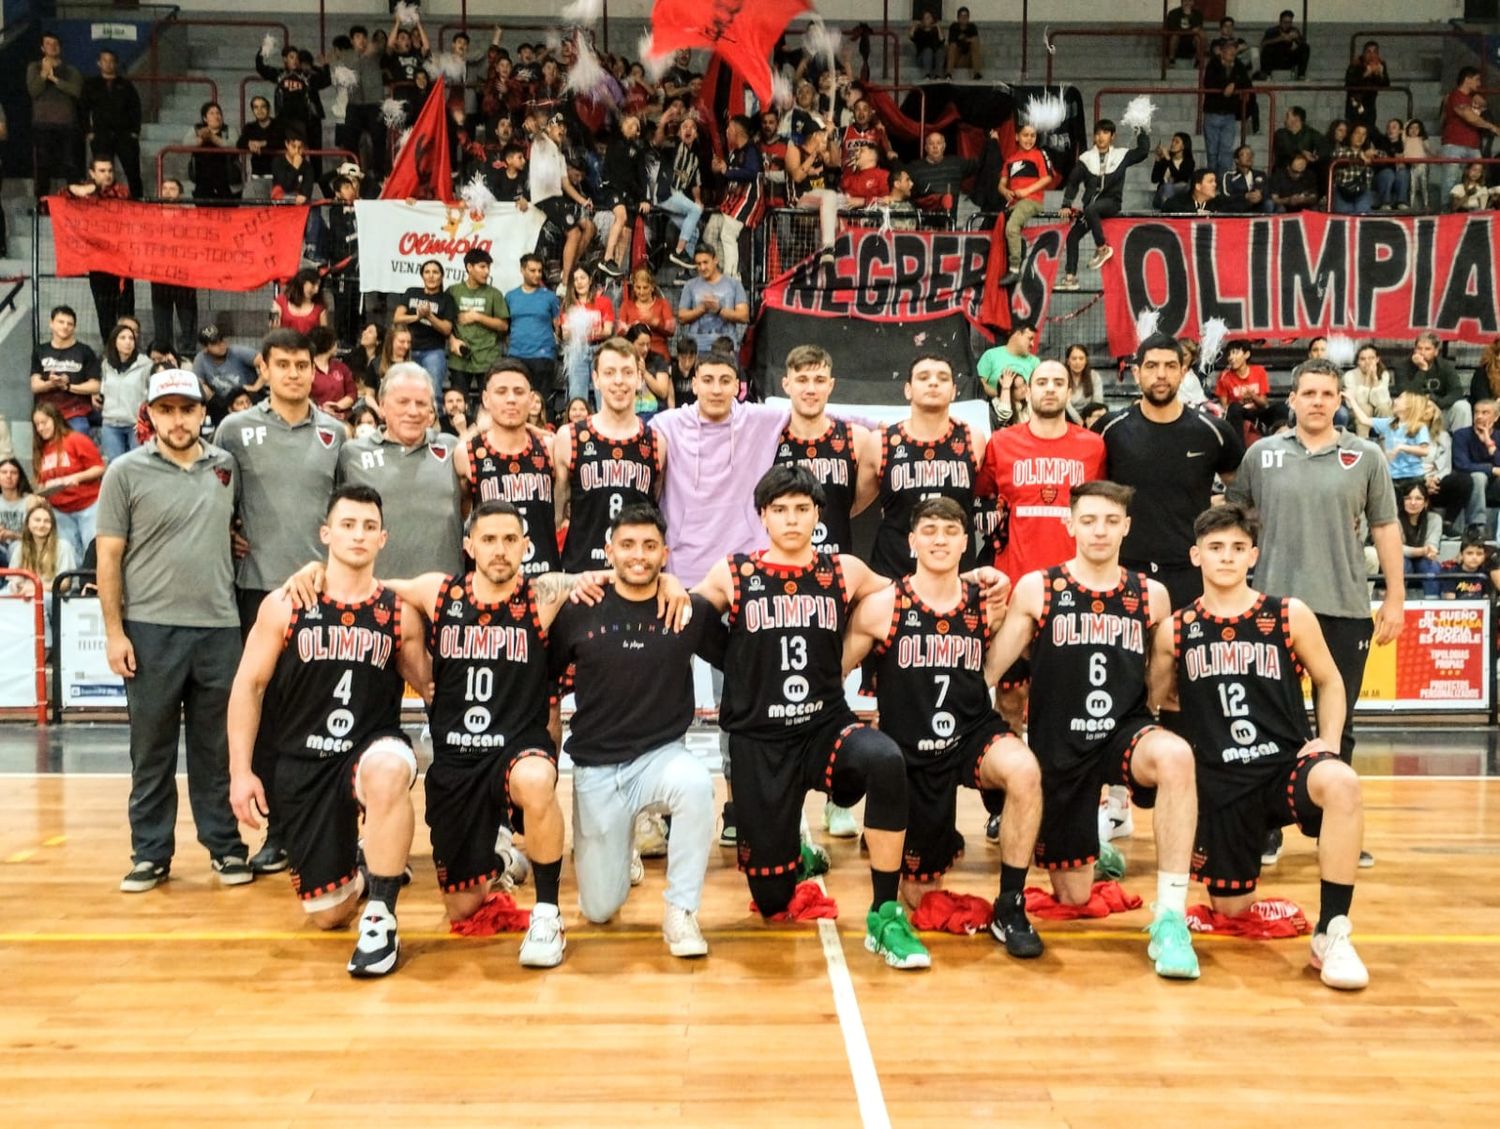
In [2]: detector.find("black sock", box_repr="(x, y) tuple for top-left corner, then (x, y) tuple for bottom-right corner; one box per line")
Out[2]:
(533, 858), (562, 906)
(366, 873), (402, 913)
(999, 864), (1028, 901)
(871, 867), (900, 911)
(1316, 880), (1354, 935)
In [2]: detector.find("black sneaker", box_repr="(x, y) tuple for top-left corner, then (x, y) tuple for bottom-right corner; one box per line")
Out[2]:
(669, 250), (695, 269)
(985, 812), (1001, 845)
(249, 842), (289, 874)
(1261, 827), (1283, 866)
(719, 802), (737, 847)
(990, 893), (1044, 958)
(347, 904), (400, 978)
(997, 270), (1020, 288)
(599, 259), (623, 278)
(119, 860), (170, 893)
(212, 856), (255, 886)
(1359, 850), (1375, 869)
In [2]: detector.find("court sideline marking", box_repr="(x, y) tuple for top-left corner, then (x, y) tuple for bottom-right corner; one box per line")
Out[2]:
(814, 878), (892, 1129)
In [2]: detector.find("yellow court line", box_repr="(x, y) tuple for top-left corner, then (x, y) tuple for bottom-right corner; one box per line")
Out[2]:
(4, 850), (36, 863)
(41, 835), (66, 847)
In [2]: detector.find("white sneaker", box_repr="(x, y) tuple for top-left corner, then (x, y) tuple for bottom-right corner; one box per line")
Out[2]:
(346, 902), (400, 978)
(518, 903), (566, 968)
(663, 903), (709, 958)
(494, 826), (531, 892)
(634, 811), (669, 858)
(1310, 915), (1368, 990)
(1098, 785), (1134, 841)
(630, 849), (645, 887)
(1088, 244), (1114, 270)
(822, 801), (859, 839)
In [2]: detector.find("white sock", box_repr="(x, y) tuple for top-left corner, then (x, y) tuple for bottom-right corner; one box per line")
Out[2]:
(1156, 872), (1189, 916)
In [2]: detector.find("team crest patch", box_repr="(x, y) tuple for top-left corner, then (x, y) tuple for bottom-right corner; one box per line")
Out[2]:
(341, 612), (356, 627)
(962, 610), (979, 630)
(1256, 615), (1276, 634)
(373, 605), (391, 626)
(316, 426), (337, 449)
(1338, 449), (1362, 469)
(814, 566), (834, 588)
(783, 581), (799, 595)
(936, 619), (950, 635)
(1122, 593), (1139, 614)
(213, 467), (231, 487)
(1091, 600), (1105, 614)
(806, 446), (818, 458)
(510, 461), (521, 474)
(1052, 577), (1067, 591)
(510, 599), (527, 618)
(430, 444), (451, 462)
(1221, 627), (1236, 641)
(923, 448), (936, 461)
(830, 436), (845, 453)
(533, 454), (546, 469)
(1039, 484), (1057, 504)
(477, 613), (491, 626)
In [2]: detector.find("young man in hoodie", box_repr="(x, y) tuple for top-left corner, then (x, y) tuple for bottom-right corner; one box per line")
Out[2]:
(1056, 119), (1151, 291)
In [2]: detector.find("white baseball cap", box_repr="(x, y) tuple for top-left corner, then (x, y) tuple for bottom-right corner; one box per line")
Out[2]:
(146, 368), (204, 404)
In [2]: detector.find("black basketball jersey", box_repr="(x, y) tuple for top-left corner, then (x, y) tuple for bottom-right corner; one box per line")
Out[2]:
(1028, 565), (1153, 765)
(970, 495), (1006, 570)
(428, 573), (550, 755)
(772, 419), (857, 555)
(561, 420), (659, 572)
(719, 552), (851, 738)
(872, 578), (991, 755)
(465, 432), (560, 576)
(1172, 594), (1311, 775)
(267, 587), (405, 759)
(871, 420), (977, 578)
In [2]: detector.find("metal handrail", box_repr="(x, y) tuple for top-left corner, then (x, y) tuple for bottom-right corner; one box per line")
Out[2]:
(439, 23), (596, 53)
(147, 17), (291, 84)
(1046, 28), (1205, 85)
(0, 568), (47, 725)
(1090, 85), (1254, 152)
(1346, 27), (1485, 84)
(154, 146), (358, 196)
(127, 74), (221, 122)
(1325, 155), (1500, 211)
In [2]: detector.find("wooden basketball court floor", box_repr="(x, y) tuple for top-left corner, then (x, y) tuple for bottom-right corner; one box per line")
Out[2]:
(1, 725), (1497, 1128)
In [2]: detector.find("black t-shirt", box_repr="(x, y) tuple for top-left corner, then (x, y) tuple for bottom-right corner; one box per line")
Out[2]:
(486, 164), (528, 203)
(1094, 403), (1244, 566)
(548, 590), (725, 766)
(400, 287), (459, 351)
(31, 340), (101, 420)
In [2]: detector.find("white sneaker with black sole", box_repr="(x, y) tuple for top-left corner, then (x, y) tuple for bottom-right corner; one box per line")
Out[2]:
(119, 861), (170, 893)
(663, 903), (709, 957)
(1261, 826), (1283, 865)
(1098, 785), (1133, 841)
(518, 903), (566, 968)
(347, 902), (400, 978)
(495, 826), (532, 891)
(212, 856), (254, 886)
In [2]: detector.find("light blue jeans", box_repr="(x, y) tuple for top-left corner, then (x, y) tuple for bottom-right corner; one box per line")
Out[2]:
(413, 347), (448, 398)
(100, 424), (140, 462)
(1203, 113), (1239, 174)
(1438, 144), (1481, 206)
(656, 190), (704, 252)
(570, 738), (715, 923)
(53, 503), (97, 561)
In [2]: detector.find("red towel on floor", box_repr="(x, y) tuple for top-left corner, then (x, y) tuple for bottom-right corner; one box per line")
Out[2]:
(910, 890), (995, 934)
(449, 893), (532, 936)
(750, 880), (839, 920)
(1186, 898), (1309, 938)
(1023, 880), (1143, 919)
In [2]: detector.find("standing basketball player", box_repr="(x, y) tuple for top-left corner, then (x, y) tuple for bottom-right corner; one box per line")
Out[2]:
(553, 338), (662, 572)
(842, 496), (1045, 958)
(987, 481), (1202, 979)
(455, 361), (560, 577)
(857, 354), (980, 580)
(228, 486), (430, 978)
(1152, 504), (1368, 989)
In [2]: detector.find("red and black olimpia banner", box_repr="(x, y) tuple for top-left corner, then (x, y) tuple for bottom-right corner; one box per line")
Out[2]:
(1096, 212), (1500, 356)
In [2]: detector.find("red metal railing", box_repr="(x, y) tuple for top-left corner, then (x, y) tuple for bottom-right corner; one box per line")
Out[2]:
(1046, 28), (1205, 85)
(147, 17), (291, 82)
(1264, 85), (1416, 171)
(131, 74), (221, 121)
(439, 24), (595, 53)
(1090, 86), (1246, 149)
(0, 569), (47, 725)
(155, 147), (358, 196)
(1325, 155), (1500, 211)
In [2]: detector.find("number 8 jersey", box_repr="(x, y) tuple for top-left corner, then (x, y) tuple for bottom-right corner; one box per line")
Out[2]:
(719, 552), (852, 738)
(1027, 565), (1153, 769)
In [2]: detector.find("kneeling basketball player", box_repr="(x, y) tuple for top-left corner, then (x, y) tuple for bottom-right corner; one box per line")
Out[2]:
(1151, 503), (1368, 989)
(228, 486), (430, 978)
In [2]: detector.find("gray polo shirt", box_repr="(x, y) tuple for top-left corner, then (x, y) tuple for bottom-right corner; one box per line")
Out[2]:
(1225, 428), (1397, 619)
(215, 402), (345, 591)
(96, 441), (239, 628)
(336, 429), (463, 578)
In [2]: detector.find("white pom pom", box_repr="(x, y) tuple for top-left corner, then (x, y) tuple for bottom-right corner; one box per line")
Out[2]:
(560, 0), (605, 25)
(460, 171), (496, 216)
(803, 17), (842, 73)
(1198, 317), (1230, 371)
(771, 71), (794, 110)
(393, 2), (421, 28)
(1120, 95), (1157, 135)
(1134, 307), (1161, 346)
(563, 33), (613, 103)
(396, 128), (413, 154)
(1043, 26), (1056, 56)
(562, 307), (597, 377)
(332, 64), (358, 90)
(433, 53), (466, 82)
(261, 33), (278, 60)
(638, 33), (672, 83)
(1023, 93), (1067, 135)
(381, 98), (407, 128)
(544, 30), (564, 56)
(1325, 334), (1360, 370)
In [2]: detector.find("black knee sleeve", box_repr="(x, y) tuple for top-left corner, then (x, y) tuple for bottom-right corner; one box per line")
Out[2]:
(748, 871), (797, 919)
(839, 728), (908, 832)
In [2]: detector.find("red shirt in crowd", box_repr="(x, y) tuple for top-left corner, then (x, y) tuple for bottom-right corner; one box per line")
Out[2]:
(617, 293), (676, 358)
(311, 358), (357, 417)
(36, 432), (104, 514)
(1442, 88), (1483, 149)
(842, 167), (890, 203)
(1216, 364), (1269, 404)
(1002, 147), (1056, 197)
(841, 122), (891, 168)
(977, 423), (1106, 581)
(273, 293), (325, 336)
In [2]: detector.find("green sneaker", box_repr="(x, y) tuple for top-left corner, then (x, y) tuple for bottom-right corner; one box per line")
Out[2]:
(1094, 840), (1127, 881)
(864, 901), (932, 970)
(798, 841), (831, 879)
(1146, 908), (1200, 980)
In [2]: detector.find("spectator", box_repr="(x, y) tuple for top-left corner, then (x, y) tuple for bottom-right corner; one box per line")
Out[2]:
(1176, 338), (1210, 407)
(677, 245), (750, 355)
(1063, 343), (1104, 424)
(598, 112), (651, 278)
(1151, 132), (1195, 210)
(1395, 482), (1443, 595)
(1202, 39), (1253, 175)
(1443, 535), (1500, 596)
(1372, 118), (1411, 211)
(842, 142), (891, 210)
(193, 326), (262, 420)
(1273, 106), (1328, 172)
(82, 48), (143, 198)
(704, 116), (762, 283)
(996, 123), (1054, 286)
(485, 142), (529, 204)
(1330, 123), (1376, 214)
(0, 458), (37, 555)
(444, 247), (508, 401)
(1344, 41), (1390, 131)
(345, 322), (383, 398)
(326, 170), (363, 348)
(339, 25), (389, 176)
(946, 7), (982, 79)
(256, 44), (329, 161)
(26, 31), (84, 198)
(530, 113), (596, 290)
(907, 130), (980, 224)
(1256, 9), (1310, 80)
(1164, 0), (1204, 66)
(5, 499), (76, 638)
(561, 267), (616, 408)
(272, 268), (332, 338)
(1212, 17), (1256, 72)
(184, 102), (241, 201)
(97, 368), (252, 893)
(651, 109), (705, 270)
(625, 323), (673, 418)
(506, 253), (563, 413)
(30, 305), (101, 431)
(394, 259), (457, 397)
(977, 321), (1039, 399)
(1418, 396), (1480, 533)
(376, 322), (414, 387)
(840, 99), (897, 170)
(1470, 336), (1500, 406)
(1162, 168), (1224, 215)
(1405, 118), (1434, 211)
(68, 154), (135, 336)
(758, 108), (790, 205)
(617, 268), (676, 361)
(236, 96), (278, 201)
(1056, 118), (1151, 290)
(270, 132), (321, 259)
(910, 12), (944, 80)
(1452, 400), (1500, 535)
(31, 402), (104, 559)
(1268, 152), (1321, 213)
(1222, 145), (1275, 213)
(1450, 161), (1494, 212)
(437, 387), (470, 438)
(785, 125), (842, 260)
(309, 327), (357, 419)
(149, 181), (199, 354)
(1342, 389), (1431, 491)
(1217, 340), (1275, 441)
(668, 338), (699, 408)
(99, 322), (151, 461)
(1393, 331), (1470, 430)
(1439, 68), (1500, 204)
(348, 400), (380, 439)
(1342, 345), (1393, 437)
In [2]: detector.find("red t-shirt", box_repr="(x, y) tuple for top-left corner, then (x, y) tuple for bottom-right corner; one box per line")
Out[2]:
(1003, 147), (1056, 196)
(616, 294), (675, 357)
(977, 423), (1106, 581)
(274, 293), (325, 336)
(843, 167), (890, 202)
(1216, 364), (1269, 403)
(1442, 88), (1483, 149)
(311, 359), (356, 415)
(36, 431), (104, 514)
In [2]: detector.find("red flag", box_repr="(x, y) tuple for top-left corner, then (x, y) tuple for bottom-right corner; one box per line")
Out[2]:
(647, 0), (810, 106)
(380, 78), (455, 203)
